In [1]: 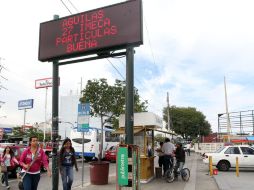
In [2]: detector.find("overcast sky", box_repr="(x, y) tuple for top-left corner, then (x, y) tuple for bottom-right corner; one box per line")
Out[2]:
(0, 0), (254, 133)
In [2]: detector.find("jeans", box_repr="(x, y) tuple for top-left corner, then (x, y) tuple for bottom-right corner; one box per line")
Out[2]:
(23, 173), (40, 190)
(174, 161), (185, 177)
(3, 171), (9, 186)
(61, 166), (74, 190)
(158, 156), (164, 168)
(163, 155), (173, 175)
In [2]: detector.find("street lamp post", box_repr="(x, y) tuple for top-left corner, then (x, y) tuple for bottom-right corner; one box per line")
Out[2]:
(58, 121), (75, 139)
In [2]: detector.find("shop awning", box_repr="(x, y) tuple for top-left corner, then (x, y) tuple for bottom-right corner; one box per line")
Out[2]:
(231, 139), (249, 143)
(113, 127), (145, 135)
(247, 136), (254, 141)
(154, 129), (175, 135)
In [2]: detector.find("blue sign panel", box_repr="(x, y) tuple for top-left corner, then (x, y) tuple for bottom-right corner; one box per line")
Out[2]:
(3, 128), (13, 133)
(77, 103), (90, 132)
(18, 99), (34, 110)
(78, 103), (90, 115)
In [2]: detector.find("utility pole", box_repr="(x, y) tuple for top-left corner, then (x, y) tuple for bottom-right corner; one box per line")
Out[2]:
(167, 92), (170, 131)
(224, 76), (231, 143)
(167, 92), (173, 139)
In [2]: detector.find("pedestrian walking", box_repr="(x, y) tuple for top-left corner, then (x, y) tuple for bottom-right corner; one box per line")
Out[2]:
(186, 143), (191, 156)
(19, 136), (51, 190)
(59, 138), (78, 190)
(1, 146), (19, 189)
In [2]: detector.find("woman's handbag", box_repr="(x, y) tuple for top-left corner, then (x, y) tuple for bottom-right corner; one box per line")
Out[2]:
(18, 179), (24, 190)
(1, 165), (7, 173)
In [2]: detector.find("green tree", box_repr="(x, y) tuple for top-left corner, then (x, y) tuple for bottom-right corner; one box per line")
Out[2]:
(12, 126), (25, 137)
(12, 126), (51, 142)
(80, 78), (148, 161)
(163, 106), (212, 139)
(80, 79), (148, 129)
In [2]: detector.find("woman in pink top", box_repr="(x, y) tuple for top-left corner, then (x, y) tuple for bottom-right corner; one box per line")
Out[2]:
(19, 136), (51, 190)
(1, 146), (19, 189)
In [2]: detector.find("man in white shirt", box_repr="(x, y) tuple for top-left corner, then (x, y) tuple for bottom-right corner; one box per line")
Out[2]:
(161, 138), (175, 175)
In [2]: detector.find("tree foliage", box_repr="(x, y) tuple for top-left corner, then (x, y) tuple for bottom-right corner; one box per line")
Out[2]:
(163, 106), (212, 139)
(80, 79), (148, 129)
(12, 126), (51, 141)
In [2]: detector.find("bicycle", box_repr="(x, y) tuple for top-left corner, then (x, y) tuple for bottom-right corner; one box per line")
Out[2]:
(164, 159), (190, 183)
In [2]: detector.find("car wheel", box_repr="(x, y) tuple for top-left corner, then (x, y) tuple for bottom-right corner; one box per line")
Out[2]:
(217, 160), (230, 171)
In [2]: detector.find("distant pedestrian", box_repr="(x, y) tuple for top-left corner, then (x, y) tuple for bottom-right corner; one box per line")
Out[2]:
(19, 136), (51, 190)
(1, 146), (19, 189)
(59, 138), (78, 190)
(186, 143), (191, 156)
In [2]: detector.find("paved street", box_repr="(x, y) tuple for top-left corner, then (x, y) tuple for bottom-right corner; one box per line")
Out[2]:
(5, 153), (220, 190)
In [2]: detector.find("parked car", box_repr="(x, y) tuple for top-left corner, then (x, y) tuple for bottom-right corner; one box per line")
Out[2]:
(203, 145), (254, 171)
(105, 145), (117, 162)
(0, 144), (25, 177)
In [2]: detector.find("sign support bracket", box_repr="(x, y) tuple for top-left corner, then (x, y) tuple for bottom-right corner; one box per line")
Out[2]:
(57, 51), (126, 66)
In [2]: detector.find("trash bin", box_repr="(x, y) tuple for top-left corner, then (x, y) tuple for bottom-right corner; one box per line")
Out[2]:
(155, 167), (162, 178)
(89, 161), (110, 185)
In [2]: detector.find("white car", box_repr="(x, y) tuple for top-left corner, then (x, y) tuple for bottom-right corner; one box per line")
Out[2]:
(203, 145), (254, 171)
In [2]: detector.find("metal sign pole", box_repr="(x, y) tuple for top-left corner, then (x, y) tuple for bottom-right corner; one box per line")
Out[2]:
(44, 87), (48, 144)
(23, 109), (26, 127)
(125, 47), (134, 144)
(82, 131), (84, 187)
(51, 14), (60, 190)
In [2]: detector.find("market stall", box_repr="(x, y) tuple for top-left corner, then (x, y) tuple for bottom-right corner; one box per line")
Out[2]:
(117, 112), (163, 183)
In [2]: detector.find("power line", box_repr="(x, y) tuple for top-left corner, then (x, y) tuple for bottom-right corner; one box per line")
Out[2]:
(106, 58), (125, 80)
(67, 0), (79, 12)
(59, 0), (72, 14)
(143, 16), (156, 65)
(0, 58), (8, 91)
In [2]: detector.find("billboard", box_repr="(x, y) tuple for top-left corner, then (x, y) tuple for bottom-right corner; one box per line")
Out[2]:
(18, 99), (34, 110)
(35, 77), (60, 89)
(1, 128), (13, 134)
(35, 78), (53, 89)
(39, 0), (143, 62)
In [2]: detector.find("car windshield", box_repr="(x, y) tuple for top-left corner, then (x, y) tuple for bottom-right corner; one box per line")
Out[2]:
(215, 147), (225, 153)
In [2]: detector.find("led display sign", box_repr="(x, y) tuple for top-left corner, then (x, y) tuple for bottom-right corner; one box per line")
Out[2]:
(39, 0), (143, 62)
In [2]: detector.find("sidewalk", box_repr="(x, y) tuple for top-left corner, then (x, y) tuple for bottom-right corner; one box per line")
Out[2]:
(73, 154), (254, 190)
(213, 169), (254, 190)
(73, 153), (213, 190)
